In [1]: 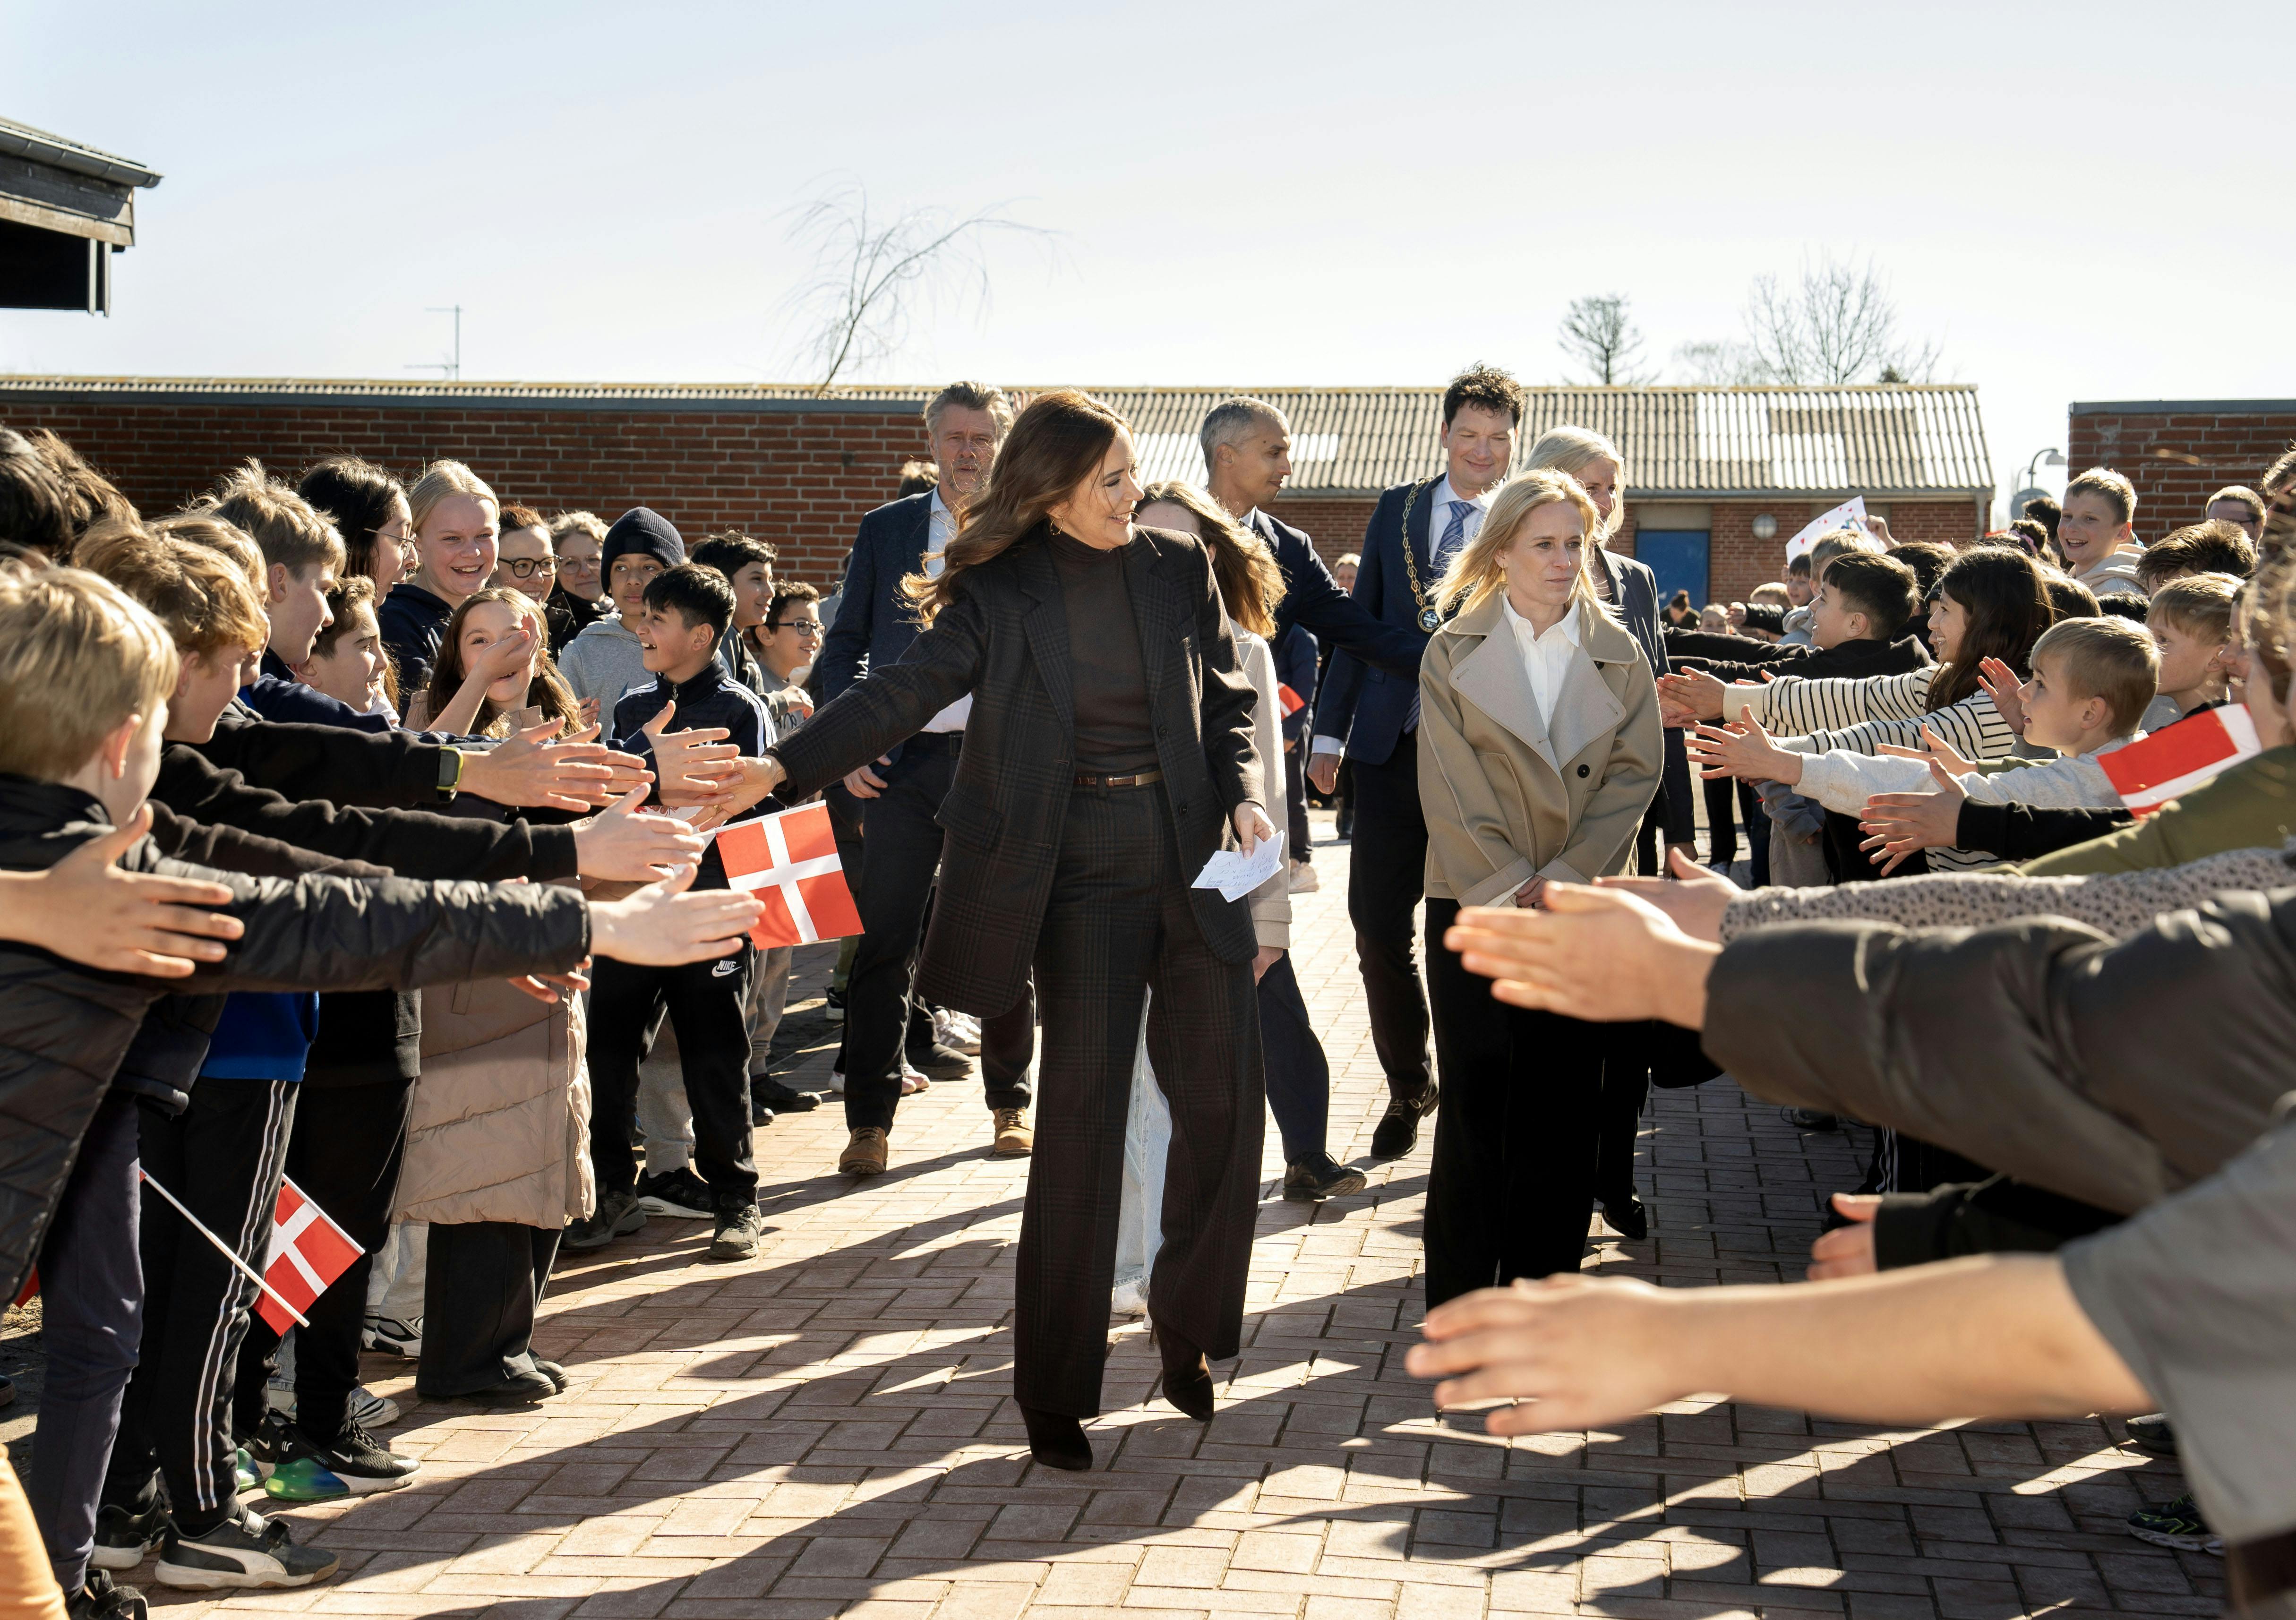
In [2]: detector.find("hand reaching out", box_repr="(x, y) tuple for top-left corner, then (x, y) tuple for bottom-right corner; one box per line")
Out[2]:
(1685, 716), (1802, 786)
(1655, 669), (1727, 723)
(1876, 723), (1975, 780)
(1857, 753), (1966, 874)
(0, 806), (244, 977)
(1977, 657), (2028, 736)
(1441, 883), (1718, 1028)
(1809, 1194), (1881, 1279)
(1594, 847), (1739, 943)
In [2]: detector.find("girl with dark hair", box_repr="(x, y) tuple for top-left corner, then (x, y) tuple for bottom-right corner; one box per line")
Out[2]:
(297, 456), (412, 600)
(405, 588), (584, 738)
(739, 390), (1272, 1472)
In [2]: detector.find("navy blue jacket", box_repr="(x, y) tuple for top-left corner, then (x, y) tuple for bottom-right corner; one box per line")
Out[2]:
(816, 493), (934, 707)
(612, 660), (772, 888)
(1274, 625), (1317, 746)
(239, 649), (393, 734)
(377, 581), (454, 694)
(1243, 507), (1422, 678)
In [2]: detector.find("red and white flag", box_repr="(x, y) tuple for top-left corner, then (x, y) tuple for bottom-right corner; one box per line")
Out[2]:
(1277, 684), (1306, 718)
(715, 803), (863, 949)
(257, 1177), (363, 1334)
(2099, 705), (2263, 816)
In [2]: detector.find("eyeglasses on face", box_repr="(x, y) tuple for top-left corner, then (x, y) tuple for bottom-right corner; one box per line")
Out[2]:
(501, 556), (557, 579)
(773, 618), (824, 636)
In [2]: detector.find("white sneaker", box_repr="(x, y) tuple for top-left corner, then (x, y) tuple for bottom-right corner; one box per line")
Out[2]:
(933, 1009), (982, 1054)
(363, 1315), (422, 1358)
(900, 1057), (928, 1096)
(826, 1065), (847, 1095)
(1109, 1278), (1149, 1318)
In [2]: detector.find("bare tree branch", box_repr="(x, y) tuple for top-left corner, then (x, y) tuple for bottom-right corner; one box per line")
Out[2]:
(778, 180), (1056, 391)
(1736, 253), (1941, 385)
(1557, 294), (1652, 385)
(1671, 339), (1765, 386)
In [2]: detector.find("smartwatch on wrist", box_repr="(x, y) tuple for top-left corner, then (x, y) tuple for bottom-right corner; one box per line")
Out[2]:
(435, 746), (464, 803)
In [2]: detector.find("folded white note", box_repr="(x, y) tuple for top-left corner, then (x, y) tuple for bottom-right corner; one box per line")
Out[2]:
(1191, 830), (1285, 903)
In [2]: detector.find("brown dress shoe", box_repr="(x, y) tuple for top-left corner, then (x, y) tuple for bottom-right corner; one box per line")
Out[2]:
(990, 1109), (1033, 1157)
(839, 1127), (889, 1176)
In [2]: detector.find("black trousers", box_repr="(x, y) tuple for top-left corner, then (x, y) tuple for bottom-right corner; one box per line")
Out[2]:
(105, 1078), (297, 1533)
(416, 1223), (560, 1397)
(1593, 1058), (1647, 1208)
(1019, 782), (1263, 1417)
(1257, 951), (1329, 1165)
(1634, 728), (1699, 874)
(232, 1078), (413, 1440)
(844, 734), (1035, 1132)
(589, 948), (757, 1208)
(1345, 742), (1431, 1102)
(1422, 899), (1606, 1307)
(29, 1092), (143, 1591)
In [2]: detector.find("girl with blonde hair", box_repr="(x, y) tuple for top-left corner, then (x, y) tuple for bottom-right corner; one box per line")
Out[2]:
(380, 460), (500, 690)
(1416, 467), (1662, 1304)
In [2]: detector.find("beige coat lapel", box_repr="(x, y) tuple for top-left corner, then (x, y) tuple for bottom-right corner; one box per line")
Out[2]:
(1445, 595), (1557, 770)
(1548, 600), (1632, 768)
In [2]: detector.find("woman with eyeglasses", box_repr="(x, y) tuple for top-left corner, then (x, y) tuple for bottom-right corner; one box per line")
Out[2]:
(493, 503), (558, 605)
(545, 511), (611, 654)
(298, 454), (413, 602)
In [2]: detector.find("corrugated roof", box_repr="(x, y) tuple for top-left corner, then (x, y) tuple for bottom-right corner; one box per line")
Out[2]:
(0, 118), (163, 189)
(0, 377), (1990, 497)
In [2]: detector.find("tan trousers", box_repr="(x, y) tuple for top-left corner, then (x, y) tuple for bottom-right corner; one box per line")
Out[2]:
(0, 1454), (67, 1619)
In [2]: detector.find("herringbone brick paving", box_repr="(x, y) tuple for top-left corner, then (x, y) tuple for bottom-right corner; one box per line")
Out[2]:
(69, 814), (2220, 1618)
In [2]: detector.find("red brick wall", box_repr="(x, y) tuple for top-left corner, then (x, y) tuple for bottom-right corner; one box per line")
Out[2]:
(2068, 404), (2296, 539)
(0, 394), (934, 590)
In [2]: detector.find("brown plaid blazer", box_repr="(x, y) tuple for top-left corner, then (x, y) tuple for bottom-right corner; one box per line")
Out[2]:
(772, 524), (1264, 1015)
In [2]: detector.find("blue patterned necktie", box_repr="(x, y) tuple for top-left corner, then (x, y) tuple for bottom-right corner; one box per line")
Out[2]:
(1405, 500), (1477, 734)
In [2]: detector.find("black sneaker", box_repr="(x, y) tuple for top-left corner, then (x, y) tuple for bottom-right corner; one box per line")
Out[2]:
(1282, 1153), (1367, 1202)
(424, 1367), (557, 1406)
(1783, 1107), (1841, 1131)
(904, 1040), (974, 1080)
(1600, 1192), (1650, 1241)
(2127, 1492), (2220, 1555)
(1371, 1083), (1439, 1158)
(710, 1201), (766, 1261)
(263, 1419), (420, 1500)
(563, 1188), (647, 1250)
(634, 1167), (714, 1219)
(824, 987), (846, 1024)
(67, 1569), (147, 1620)
(154, 1506), (339, 1590)
(751, 1074), (819, 1113)
(90, 1492), (169, 1570)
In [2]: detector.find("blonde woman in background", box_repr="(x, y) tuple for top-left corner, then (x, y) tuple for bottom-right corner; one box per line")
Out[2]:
(1519, 427), (1685, 1243)
(379, 460), (500, 691)
(1417, 470), (1660, 1307)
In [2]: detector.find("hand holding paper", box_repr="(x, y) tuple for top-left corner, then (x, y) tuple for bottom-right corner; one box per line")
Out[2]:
(1193, 830), (1285, 903)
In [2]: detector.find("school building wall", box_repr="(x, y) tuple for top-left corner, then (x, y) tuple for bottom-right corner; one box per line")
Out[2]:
(2068, 401), (2296, 537)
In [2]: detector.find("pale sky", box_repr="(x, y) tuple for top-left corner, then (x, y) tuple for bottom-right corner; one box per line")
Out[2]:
(6, 0), (2291, 521)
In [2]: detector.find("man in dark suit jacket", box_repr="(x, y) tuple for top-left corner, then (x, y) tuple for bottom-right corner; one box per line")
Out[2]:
(1295, 368), (1526, 1156)
(810, 383), (1037, 1165)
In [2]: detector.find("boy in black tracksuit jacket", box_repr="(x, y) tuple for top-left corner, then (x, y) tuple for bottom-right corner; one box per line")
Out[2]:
(575, 566), (773, 1256)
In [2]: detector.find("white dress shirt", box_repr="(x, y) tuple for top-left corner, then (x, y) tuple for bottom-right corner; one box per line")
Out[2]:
(919, 488), (973, 733)
(1500, 593), (1582, 730)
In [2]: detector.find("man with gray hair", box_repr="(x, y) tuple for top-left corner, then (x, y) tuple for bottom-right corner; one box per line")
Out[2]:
(813, 381), (1037, 1176)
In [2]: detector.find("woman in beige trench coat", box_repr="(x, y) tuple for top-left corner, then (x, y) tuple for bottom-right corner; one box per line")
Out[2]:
(1414, 469), (1661, 1309)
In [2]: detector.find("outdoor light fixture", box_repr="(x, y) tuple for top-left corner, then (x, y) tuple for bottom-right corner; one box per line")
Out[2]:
(1751, 513), (1778, 540)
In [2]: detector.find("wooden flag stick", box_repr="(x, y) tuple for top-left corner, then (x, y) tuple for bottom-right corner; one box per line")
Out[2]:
(137, 1167), (311, 1329)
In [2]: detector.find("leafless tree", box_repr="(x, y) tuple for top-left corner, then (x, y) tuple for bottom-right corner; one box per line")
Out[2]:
(780, 181), (1054, 391)
(1739, 253), (1940, 385)
(1670, 338), (1764, 386)
(1557, 294), (1652, 385)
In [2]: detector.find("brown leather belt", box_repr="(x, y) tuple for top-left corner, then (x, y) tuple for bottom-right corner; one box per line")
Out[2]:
(2231, 1527), (2296, 1611)
(1073, 768), (1164, 789)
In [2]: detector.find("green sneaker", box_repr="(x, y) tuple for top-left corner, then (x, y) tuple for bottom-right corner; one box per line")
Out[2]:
(231, 1447), (261, 1496)
(2127, 1492), (2221, 1555)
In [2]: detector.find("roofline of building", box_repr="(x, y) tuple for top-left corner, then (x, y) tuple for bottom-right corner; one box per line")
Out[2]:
(1275, 487), (1992, 503)
(0, 377), (920, 414)
(2070, 399), (2296, 416)
(0, 120), (162, 189)
(0, 375), (1983, 404)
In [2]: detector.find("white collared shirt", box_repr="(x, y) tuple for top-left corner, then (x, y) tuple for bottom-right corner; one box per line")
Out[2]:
(1500, 595), (1581, 729)
(1428, 476), (1491, 575)
(919, 487), (973, 733)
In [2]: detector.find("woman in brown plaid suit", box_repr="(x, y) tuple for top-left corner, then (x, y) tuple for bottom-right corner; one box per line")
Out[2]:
(756, 390), (1276, 1472)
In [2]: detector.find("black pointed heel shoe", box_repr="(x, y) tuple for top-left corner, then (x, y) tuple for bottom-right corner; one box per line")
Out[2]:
(1019, 1404), (1092, 1471)
(1152, 1327), (1217, 1422)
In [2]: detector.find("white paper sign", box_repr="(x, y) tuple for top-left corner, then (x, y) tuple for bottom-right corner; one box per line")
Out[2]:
(1784, 497), (1868, 563)
(1191, 830), (1285, 903)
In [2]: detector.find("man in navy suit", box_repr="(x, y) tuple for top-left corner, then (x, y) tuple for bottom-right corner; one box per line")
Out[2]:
(1302, 367), (1526, 1157)
(814, 382), (1038, 1171)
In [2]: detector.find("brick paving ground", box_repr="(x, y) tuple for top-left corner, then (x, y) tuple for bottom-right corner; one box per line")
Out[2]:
(9, 811), (2219, 1619)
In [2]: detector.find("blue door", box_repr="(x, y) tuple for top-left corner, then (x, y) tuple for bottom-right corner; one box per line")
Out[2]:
(1635, 530), (1710, 609)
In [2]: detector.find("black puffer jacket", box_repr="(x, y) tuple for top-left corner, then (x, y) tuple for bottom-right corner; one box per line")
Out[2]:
(1703, 890), (2296, 1216)
(0, 776), (594, 1301)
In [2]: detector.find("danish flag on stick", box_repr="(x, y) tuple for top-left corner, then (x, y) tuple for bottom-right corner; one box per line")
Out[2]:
(256, 1177), (363, 1334)
(2099, 705), (2262, 817)
(715, 803), (863, 949)
(1277, 684), (1306, 717)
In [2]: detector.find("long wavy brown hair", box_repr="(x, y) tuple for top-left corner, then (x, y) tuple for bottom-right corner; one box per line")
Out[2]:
(1139, 480), (1284, 637)
(901, 389), (1128, 624)
(422, 586), (582, 737)
(1926, 548), (2055, 711)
